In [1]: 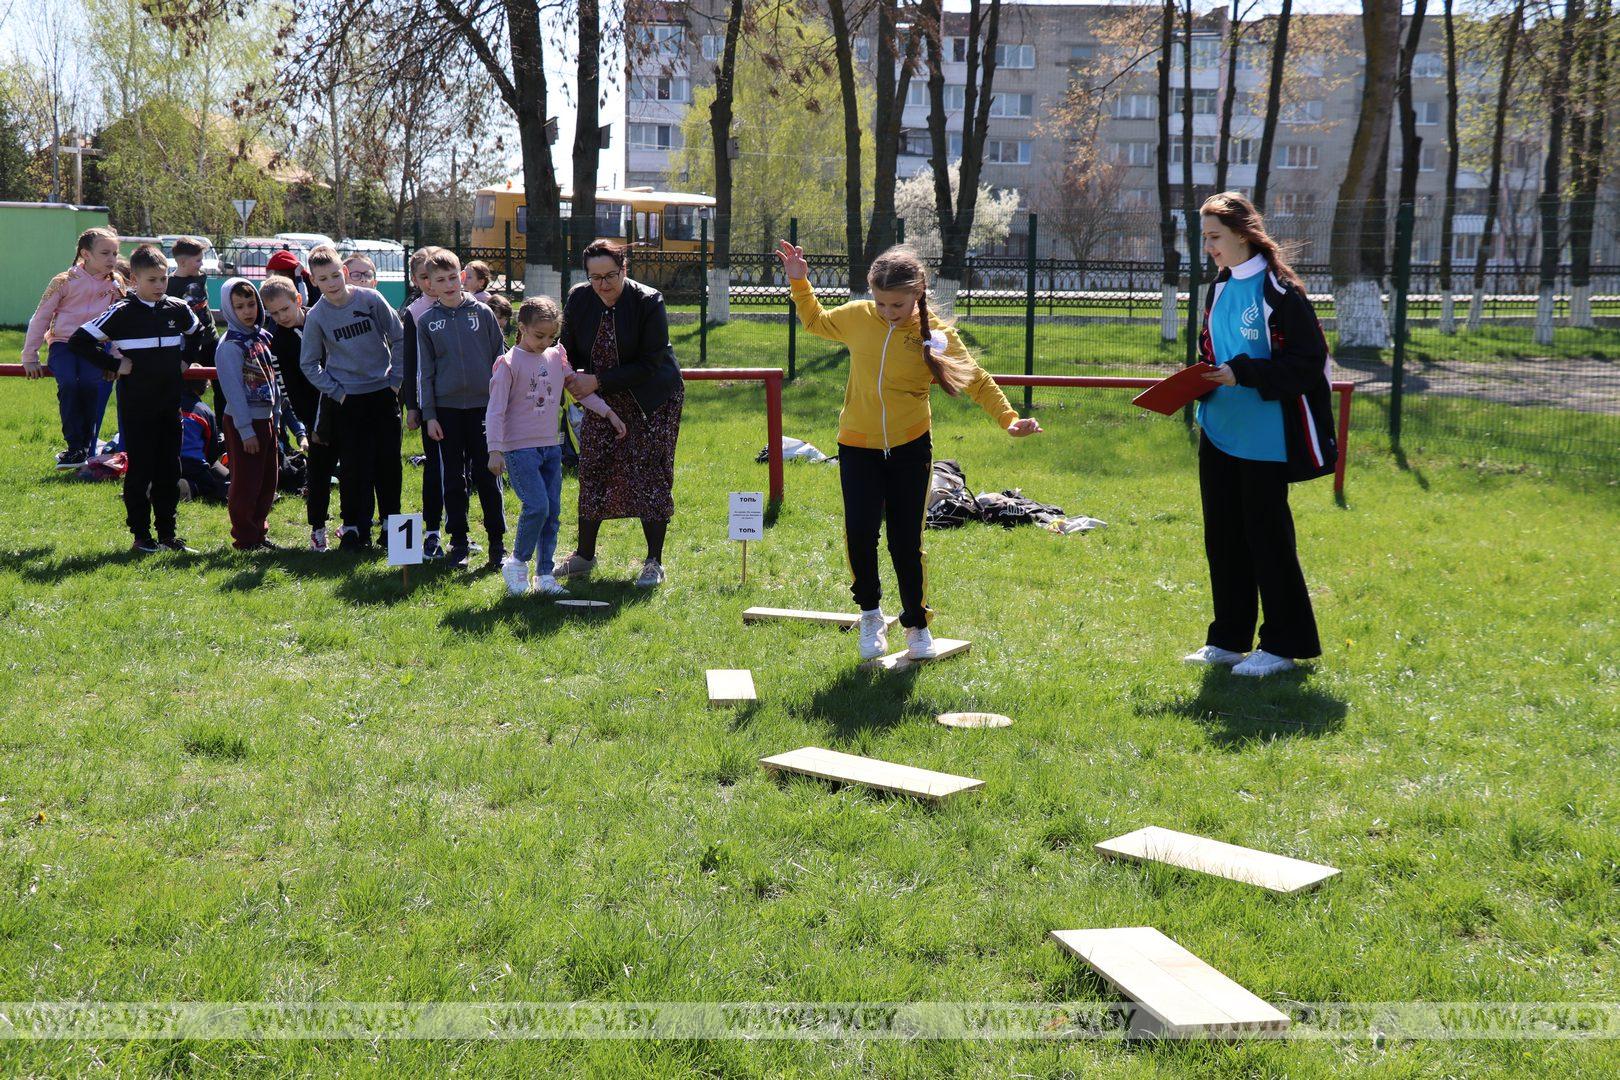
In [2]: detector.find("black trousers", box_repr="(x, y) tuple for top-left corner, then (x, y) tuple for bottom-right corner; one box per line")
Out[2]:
(436, 407), (505, 545)
(304, 435), (339, 529)
(123, 401), (182, 541)
(1199, 434), (1321, 659)
(419, 425), (444, 533)
(334, 389), (401, 534)
(839, 432), (932, 630)
(180, 457), (228, 503)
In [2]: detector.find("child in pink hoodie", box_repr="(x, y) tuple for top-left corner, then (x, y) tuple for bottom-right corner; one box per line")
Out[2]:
(487, 296), (624, 596)
(21, 227), (125, 467)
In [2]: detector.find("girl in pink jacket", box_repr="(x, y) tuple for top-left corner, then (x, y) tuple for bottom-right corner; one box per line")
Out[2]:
(22, 227), (125, 467)
(486, 296), (624, 596)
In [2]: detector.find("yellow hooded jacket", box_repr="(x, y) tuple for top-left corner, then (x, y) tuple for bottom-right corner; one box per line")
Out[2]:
(791, 278), (1018, 450)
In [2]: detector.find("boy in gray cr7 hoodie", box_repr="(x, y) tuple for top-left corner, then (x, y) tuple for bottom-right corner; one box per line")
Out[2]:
(298, 244), (406, 551)
(417, 249), (508, 569)
(215, 277), (285, 550)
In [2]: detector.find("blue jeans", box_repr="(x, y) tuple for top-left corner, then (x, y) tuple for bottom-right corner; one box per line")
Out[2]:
(48, 342), (115, 453)
(505, 445), (563, 569)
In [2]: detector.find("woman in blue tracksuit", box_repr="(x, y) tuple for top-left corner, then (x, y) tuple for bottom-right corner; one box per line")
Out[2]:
(1183, 191), (1339, 678)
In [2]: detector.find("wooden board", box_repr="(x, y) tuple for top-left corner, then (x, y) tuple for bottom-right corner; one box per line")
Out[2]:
(760, 746), (983, 802)
(1048, 926), (1289, 1039)
(706, 669), (756, 706)
(555, 599), (610, 609)
(742, 607), (897, 629)
(937, 712), (1012, 729)
(1095, 826), (1339, 895)
(861, 638), (971, 672)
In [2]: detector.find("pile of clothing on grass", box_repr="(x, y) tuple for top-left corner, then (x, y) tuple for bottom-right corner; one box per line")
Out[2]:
(925, 459), (1105, 535)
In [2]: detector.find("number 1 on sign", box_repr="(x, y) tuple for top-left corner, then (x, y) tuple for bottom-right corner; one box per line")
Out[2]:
(387, 513), (425, 590)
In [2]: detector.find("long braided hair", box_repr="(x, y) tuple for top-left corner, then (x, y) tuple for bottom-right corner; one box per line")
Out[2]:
(867, 246), (975, 396)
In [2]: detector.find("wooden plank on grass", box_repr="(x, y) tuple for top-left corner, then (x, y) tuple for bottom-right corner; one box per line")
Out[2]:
(1095, 826), (1338, 895)
(1048, 926), (1289, 1039)
(760, 746), (982, 802)
(706, 669), (756, 706)
(861, 638), (971, 672)
(742, 607), (897, 629)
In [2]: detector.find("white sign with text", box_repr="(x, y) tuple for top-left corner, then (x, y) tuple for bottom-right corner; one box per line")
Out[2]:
(728, 492), (765, 541)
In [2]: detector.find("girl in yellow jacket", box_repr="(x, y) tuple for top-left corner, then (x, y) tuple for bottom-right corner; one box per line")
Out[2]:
(775, 242), (1042, 661)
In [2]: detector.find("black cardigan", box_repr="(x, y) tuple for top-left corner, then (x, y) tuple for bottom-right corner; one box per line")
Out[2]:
(1199, 266), (1339, 483)
(561, 278), (682, 415)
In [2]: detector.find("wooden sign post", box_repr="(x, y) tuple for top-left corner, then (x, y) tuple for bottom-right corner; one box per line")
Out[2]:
(728, 491), (764, 584)
(387, 512), (424, 588)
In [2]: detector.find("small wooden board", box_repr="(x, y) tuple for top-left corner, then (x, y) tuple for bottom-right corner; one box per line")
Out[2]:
(937, 712), (1012, 729)
(760, 746), (983, 802)
(706, 669), (757, 706)
(862, 638), (971, 672)
(743, 607), (898, 630)
(1048, 926), (1289, 1039)
(556, 599), (611, 609)
(1095, 826), (1339, 895)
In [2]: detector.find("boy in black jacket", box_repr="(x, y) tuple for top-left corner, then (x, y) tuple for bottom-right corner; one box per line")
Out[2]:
(70, 244), (208, 552)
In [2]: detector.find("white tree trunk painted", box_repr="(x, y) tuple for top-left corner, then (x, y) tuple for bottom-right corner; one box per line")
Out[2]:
(1570, 284), (1594, 328)
(1440, 291), (1456, 335)
(707, 268), (731, 324)
(933, 277), (961, 317)
(1534, 288), (1556, 346)
(1467, 287), (1484, 332)
(1161, 283), (1178, 341)
(525, 265), (561, 301)
(1332, 278), (1392, 349)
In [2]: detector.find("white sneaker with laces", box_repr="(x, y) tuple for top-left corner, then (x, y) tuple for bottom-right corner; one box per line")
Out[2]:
(501, 557), (531, 596)
(857, 609), (889, 660)
(552, 552), (596, 580)
(905, 626), (938, 660)
(1232, 649), (1295, 677)
(634, 559), (666, 587)
(534, 575), (570, 597)
(1183, 645), (1247, 666)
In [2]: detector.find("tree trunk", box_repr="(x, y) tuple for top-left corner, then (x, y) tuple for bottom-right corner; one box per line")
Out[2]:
(1181, 0), (1200, 364)
(1157, 0), (1179, 340)
(1214, 0), (1241, 193)
(1394, 0), (1428, 350)
(1330, 0), (1400, 351)
(1569, 0), (1610, 328)
(1468, 0), (1524, 332)
(1439, 0), (1459, 334)
(863, 1), (918, 274)
(572, 0), (602, 284)
(707, 0), (745, 324)
(1252, 0), (1291, 211)
(925, 0), (1002, 311)
(826, 0), (865, 296)
(1535, 0), (1580, 345)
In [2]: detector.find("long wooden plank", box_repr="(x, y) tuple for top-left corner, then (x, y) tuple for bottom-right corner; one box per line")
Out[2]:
(706, 669), (756, 707)
(1049, 927), (1289, 1039)
(743, 607), (897, 629)
(1095, 826), (1339, 895)
(760, 746), (983, 802)
(861, 638), (971, 672)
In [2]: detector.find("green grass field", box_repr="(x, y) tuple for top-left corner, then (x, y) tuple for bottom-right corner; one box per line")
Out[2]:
(1, 327), (1617, 1076)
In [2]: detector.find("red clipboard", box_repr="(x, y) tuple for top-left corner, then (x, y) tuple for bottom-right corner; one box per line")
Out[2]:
(1132, 362), (1219, 415)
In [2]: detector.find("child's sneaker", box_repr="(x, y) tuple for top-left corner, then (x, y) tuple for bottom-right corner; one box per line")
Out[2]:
(337, 527), (367, 553)
(905, 626), (937, 660)
(422, 531), (443, 560)
(483, 543), (508, 574)
(857, 609), (889, 660)
(130, 536), (158, 554)
(445, 539), (471, 568)
(1232, 650), (1296, 678)
(534, 575), (570, 597)
(157, 537), (197, 554)
(501, 557), (531, 596)
(310, 527), (329, 552)
(552, 552), (595, 580)
(1183, 645), (1247, 666)
(56, 448), (87, 470)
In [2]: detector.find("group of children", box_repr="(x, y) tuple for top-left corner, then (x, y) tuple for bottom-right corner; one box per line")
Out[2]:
(23, 230), (617, 596)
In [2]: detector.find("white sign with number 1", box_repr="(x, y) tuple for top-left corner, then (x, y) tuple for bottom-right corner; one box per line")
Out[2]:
(387, 513), (425, 566)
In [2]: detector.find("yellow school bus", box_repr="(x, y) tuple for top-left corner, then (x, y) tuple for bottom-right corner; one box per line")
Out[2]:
(471, 182), (716, 287)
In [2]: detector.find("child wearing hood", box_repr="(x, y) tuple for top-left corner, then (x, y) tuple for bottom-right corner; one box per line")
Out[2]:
(216, 278), (285, 550)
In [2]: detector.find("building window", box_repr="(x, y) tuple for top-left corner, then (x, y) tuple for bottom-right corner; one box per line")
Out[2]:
(1111, 93), (1157, 119)
(1171, 37), (1221, 70)
(701, 34), (724, 62)
(1172, 88), (1219, 116)
(1454, 233), (1481, 260)
(1168, 135), (1219, 166)
(1067, 43), (1095, 65)
(1111, 141), (1154, 166)
(989, 92), (1034, 118)
(984, 139), (1031, 165)
(1229, 137), (1256, 165)
(903, 131), (963, 158)
(907, 83), (966, 111)
(1412, 51), (1445, 79)
(995, 43), (1035, 69)
(1416, 100), (1442, 125)
(628, 123), (682, 151)
(1280, 99), (1324, 124)
(1419, 145), (1440, 172)
(1117, 188), (1153, 211)
(1277, 143), (1319, 169)
(853, 37), (872, 64)
(1235, 43), (1264, 71)
(949, 36), (970, 63)
(1271, 191), (1318, 215)
(640, 24), (685, 57)
(629, 76), (690, 103)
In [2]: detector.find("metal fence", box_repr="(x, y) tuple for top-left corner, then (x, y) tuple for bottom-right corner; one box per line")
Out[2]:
(431, 211), (1620, 479)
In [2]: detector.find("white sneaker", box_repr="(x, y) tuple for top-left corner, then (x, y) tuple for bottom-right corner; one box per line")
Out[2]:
(309, 527), (328, 553)
(905, 626), (938, 660)
(534, 574), (570, 597)
(857, 609), (889, 660)
(1183, 645), (1247, 666)
(634, 558), (666, 587)
(501, 557), (531, 596)
(1232, 650), (1296, 677)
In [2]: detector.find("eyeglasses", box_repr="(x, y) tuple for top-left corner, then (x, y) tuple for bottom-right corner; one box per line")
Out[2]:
(588, 270), (622, 285)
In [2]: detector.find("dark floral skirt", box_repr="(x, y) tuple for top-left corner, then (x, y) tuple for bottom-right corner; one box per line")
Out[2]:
(577, 383), (684, 521)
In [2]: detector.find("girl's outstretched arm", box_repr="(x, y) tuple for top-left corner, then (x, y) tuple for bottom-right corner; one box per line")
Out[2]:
(777, 240), (855, 343)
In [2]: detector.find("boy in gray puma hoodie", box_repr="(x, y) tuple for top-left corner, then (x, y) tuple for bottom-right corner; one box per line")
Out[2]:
(417, 249), (508, 569)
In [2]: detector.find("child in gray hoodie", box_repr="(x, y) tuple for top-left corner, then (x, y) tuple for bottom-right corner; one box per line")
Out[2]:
(216, 278), (284, 550)
(417, 249), (508, 569)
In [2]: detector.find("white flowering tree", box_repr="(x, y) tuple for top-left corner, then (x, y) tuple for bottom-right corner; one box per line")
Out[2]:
(893, 163), (1019, 308)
